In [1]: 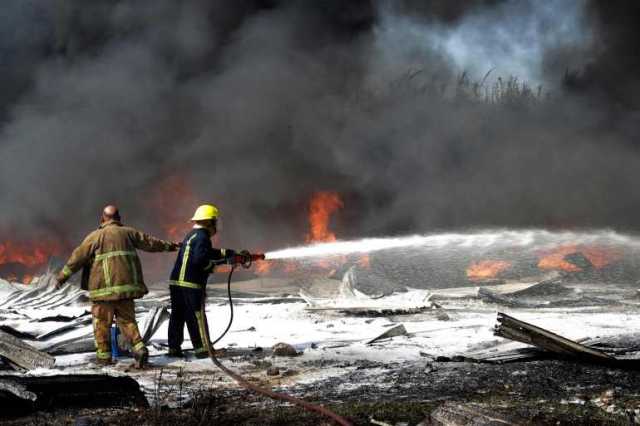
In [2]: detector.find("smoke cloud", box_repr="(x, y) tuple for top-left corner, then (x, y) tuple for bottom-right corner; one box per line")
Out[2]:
(0, 0), (638, 256)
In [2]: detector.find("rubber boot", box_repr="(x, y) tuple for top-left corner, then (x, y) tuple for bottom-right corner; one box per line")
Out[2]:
(133, 346), (149, 369)
(167, 347), (184, 358)
(95, 357), (114, 367)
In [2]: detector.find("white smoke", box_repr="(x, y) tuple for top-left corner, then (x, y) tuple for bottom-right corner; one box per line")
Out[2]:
(374, 0), (593, 86)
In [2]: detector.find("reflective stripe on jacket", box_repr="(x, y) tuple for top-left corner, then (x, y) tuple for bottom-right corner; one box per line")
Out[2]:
(61, 220), (176, 301)
(169, 228), (234, 288)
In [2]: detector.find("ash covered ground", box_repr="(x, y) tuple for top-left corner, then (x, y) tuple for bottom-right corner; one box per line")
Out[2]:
(2, 233), (640, 425)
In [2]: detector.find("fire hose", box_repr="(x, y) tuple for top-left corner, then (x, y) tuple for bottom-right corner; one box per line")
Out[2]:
(199, 252), (352, 426)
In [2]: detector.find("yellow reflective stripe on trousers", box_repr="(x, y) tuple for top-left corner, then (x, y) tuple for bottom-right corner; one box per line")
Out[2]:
(179, 234), (198, 282)
(132, 341), (145, 352)
(169, 280), (202, 289)
(96, 350), (111, 359)
(195, 311), (209, 351)
(95, 250), (138, 287)
(90, 284), (142, 299)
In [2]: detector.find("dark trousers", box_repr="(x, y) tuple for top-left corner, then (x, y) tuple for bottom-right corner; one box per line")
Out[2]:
(168, 286), (211, 355)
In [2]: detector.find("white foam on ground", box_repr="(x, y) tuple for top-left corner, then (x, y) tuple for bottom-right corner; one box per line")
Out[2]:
(3, 280), (640, 398)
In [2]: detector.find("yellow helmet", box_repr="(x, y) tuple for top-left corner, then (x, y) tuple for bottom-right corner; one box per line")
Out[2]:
(190, 204), (219, 221)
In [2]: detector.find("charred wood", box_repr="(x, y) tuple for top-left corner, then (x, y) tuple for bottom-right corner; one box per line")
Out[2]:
(0, 374), (148, 418)
(494, 313), (614, 362)
(0, 329), (55, 370)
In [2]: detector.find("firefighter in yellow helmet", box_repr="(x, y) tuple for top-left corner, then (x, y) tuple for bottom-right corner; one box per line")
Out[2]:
(56, 205), (181, 367)
(167, 204), (244, 358)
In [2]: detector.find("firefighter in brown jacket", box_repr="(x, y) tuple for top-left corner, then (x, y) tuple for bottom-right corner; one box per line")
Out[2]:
(56, 205), (180, 367)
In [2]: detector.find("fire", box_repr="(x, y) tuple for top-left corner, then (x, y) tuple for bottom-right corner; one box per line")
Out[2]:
(0, 240), (61, 267)
(537, 244), (622, 272)
(254, 191), (348, 278)
(0, 239), (62, 283)
(357, 254), (371, 269)
(255, 259), (272, 275)
(306, 191), (343, 243)
(466, 260), (512, 281)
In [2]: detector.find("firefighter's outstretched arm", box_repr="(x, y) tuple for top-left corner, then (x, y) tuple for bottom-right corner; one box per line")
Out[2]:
(130, 229), (181, 252)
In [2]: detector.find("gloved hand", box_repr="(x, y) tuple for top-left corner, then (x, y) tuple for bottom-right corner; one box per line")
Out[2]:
(55, 271), (68, 289)
(234, 249), (264, 267)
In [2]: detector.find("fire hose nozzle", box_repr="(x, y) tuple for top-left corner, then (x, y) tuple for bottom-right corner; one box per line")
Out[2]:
(235, 250), (266, 268)
(251, 253), (266, 261)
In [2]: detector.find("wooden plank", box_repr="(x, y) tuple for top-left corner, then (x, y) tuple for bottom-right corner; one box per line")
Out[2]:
(494, 312), (614, 361)
(0, 329), (55, 370)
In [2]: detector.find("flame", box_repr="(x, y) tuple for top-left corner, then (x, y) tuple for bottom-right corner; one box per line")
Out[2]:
(0, 239), (62, 283)
(306, 191), (343, 243)
(256, 191), (347, 277)
(537, 244), (622, 272)
(255, 259), (272, 275)
(466, 260), (512, 281)
(357, 254), (371, 269)
(0, 240), (61, 268)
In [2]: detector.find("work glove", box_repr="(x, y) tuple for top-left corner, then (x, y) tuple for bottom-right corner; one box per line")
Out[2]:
(232, 250), (253, 266)
(55, 271), (68, 289)
(169, 241), (183, 251)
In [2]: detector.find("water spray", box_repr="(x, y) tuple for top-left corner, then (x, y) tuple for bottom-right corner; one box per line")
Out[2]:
(264, 229), (640, 261)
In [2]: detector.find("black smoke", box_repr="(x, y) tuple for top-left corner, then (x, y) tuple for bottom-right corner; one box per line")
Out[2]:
(0, 0), (638, 255)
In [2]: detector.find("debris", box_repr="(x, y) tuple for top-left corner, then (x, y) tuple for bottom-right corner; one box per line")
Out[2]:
(36, 315), (93, 340)
(367, 324), (408, 345)
(478, 288), (533, 308)
(266, 366), (280, 376)
(42, 333), (95, 355)
(0, 325), (36, 340)
(139, 305), (169, 343)
(272, 342), (298, 357)
(370, 418), (393, 426)
(0, 275), (88, 311)
(0, 329), (55, 370)
(466, 346), (544, 364)
(341, 265), (400, 297)
(337, 306), (433, 317)
(428, 402), (524, 425)
(505, 278), (571, 298)
(36, 312), (89, 322)
(435, 310), (450, 321)
(494, 312), (615, 362)
(0, 374), (148, 418)
(0, 380), (37, 402)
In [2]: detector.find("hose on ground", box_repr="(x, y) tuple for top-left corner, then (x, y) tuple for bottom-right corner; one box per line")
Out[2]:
(200, 265), (352, 426)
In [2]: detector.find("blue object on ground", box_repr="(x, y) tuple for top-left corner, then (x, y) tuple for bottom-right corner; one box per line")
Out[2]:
(111, 325), (120, 358)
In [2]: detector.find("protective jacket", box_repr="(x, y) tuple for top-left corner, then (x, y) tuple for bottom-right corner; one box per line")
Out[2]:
(60, 220), (177, 301)
(169, 228), (235, 288)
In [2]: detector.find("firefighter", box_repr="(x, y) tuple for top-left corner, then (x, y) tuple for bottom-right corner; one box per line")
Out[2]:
(167, 204), (245, 358)
(56, 205), (180, 367)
